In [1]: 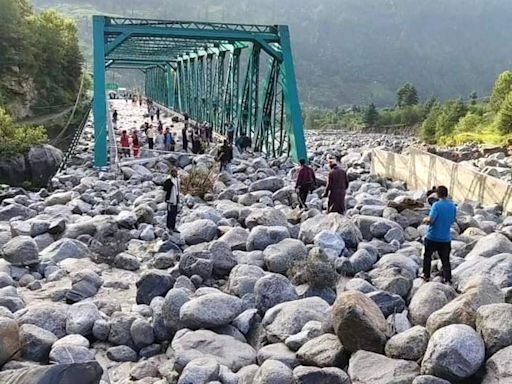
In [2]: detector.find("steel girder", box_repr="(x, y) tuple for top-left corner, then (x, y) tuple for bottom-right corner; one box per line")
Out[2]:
(92, 15), (306, 167)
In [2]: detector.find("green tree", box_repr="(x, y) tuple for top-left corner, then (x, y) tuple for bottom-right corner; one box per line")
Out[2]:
(364, 103), (379, 127)
(421, 106), (441, 143)
(496, 92), (512, 134)
(396, 83), (419, 108)
(454, 113), (485, 133)
(490, 71), (512, 112)
(470, 91), (478, 105)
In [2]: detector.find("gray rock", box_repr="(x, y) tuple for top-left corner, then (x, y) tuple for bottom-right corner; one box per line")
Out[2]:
(482, 345), (512, 384)
(257, 343), (299, 369)
(0, 317), (20, 366)
(426, 276), (504, 334)
(162, 287), (192, 332)
(179, 249), (214, 280)
(332, 290), (389, 354)
(297, 334), (348, 368)
(0, 203), (34, 221)
(208, 240), (237, 276)
(366, 290), (405, 318)
(412, 376), (451, 384)
(0, 285), (25, 312)
(178, 357), (220, 383)
(136, 270), (174, 305)
(466, 233), (512, 259)
(219, 227), (249, 251)
(179, 219), (217, 245)
(49, 345), (94, 364)
(53, 334), (89, 349)
(314, 230), (346, 255)
(172, 329), (257, 372)
(92, 319), (110, 341)
(263, 238), (308, 273)
(453, 253), (512, 289)
(1, 236), (39, 266)
(253, 359), (293, 384)
(348, 350), (420, 384)
(385, 325), (429, 361)
(344, 278), (377, 294)
(408, 282), (457, 326)
(421, 324), (485, 381)
(66, 302), (101, 336)
(245, 207), (288, 229)
(108, 312), (137, 348)
(476, 303), (512, 356)
(228, 264), (266, 297)
(249, 177), (285, 193)
(40, 238), (91, 263)
(66, 269), (103, 303)
(180, 292), (243, 329)
(247, 225), (290, 251)
(255, 273), (299, 314)
(113, 252), (140, 271)
(293, 366), (350, 384)
(130, 318), (155, 348)
(17, 303), (68, 338)
(299, 213), (362, 248)
(107, 345), (138, 362)
(234, 250), (265, 267)
(0, 361), (102, 384)
(262, 297), (330, 343)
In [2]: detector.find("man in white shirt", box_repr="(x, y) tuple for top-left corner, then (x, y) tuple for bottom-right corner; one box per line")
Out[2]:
(163, 168), (180, 232)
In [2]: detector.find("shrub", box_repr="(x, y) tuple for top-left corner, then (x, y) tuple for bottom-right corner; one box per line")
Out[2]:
(288, 248), (337, 289)
(0, 107), (48, 158)
(180, 164), (216, 199)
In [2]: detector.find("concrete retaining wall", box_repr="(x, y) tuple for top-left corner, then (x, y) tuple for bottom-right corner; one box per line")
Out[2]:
(371, 148), (512, 214)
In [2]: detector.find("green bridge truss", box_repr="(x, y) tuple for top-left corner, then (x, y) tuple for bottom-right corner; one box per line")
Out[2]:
(92, 15), (307, 167)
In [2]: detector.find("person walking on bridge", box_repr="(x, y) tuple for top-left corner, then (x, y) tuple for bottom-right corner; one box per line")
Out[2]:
(421, 185), (456, 284)
(323, 160), (349, 214)
(163, 168), (180, 233)
(295, 159), (316, 210)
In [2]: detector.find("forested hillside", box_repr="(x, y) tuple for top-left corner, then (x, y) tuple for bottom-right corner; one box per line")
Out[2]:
(33, 0), (512, 108)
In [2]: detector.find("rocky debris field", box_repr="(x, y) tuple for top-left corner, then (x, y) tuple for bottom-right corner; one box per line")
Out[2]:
(0, 101), (512, 384)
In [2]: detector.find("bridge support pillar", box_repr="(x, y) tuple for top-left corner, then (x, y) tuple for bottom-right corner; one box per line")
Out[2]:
(92, 15), (108, 167)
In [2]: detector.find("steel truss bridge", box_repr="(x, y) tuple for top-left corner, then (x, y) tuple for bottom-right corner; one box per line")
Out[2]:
(92, 16), (307, 167)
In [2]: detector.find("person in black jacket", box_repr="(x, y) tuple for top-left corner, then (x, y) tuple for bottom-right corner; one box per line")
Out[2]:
(162, 168), (180, 232)
(216, 140), (233, 173)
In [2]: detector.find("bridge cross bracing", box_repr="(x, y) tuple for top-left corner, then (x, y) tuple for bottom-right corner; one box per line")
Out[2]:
(92, 15), (307, 167)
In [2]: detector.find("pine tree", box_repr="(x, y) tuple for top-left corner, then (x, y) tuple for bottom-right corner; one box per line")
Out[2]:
(490, 71), (512, 112)
(497, 92), (512, 134)
(364, 103), (379, 127)
(470, 91), (478, 105)
(396, 83), (419, 108)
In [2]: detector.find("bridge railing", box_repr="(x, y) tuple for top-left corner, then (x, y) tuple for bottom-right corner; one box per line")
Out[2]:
(371, 147), (512, 214)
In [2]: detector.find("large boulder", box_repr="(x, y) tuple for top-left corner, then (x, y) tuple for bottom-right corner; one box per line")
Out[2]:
(172, 329), (257, 372)
(17, 303), (68, 338)
(0, 317), (21, 366)
(453, 253), (512, 289)
(219, 227), (249, 251)
(178, 357), (220, 384)
(385, 326), (429, 361)
(27, 144), (63, 188)
(408, 282), (457, 326)
(248, 177), (285, 193)
(426, 276), (504, 334)
(179, 292), (243, 329)
(0, 203), (34, 221)
(263, 238), (308, 273)
(465, 233), (512, 259)
(1, 236), (39, 266)
(228, 264), (266, 297)
(314, 230), (346, 255)
(331, 290), (389, 354)
(39, 238), (91, 263)
(348, 350), (420, 384)
(245, 208), (288, 229)
(247, 225), (290, 251)
(262, 297), (330, 343)
(19, 324), (57, 363)
(254, 273), (298, 314)
(481, 345), (512, 384)
(296, 334), (348, 368)
(66, 302), (102, 336)
(476, 303), (512, 356)
(136, 270), (175, 305)
(299, 213), (362, 249)
(0, 361), (102, 384)
(293, 366), (350, 384)
(351, 215), (403, 241)
(178, 219), (218, 245)
(421, 324), (485, 382)
(253, 360), (293, 384)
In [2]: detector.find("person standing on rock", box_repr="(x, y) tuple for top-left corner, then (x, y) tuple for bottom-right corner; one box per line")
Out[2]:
(226, 121), (235, 143)
(120, 130), (130, 158)
(131, 130), (140, 157)
(163, 168), (180, 233)
(146, 124), (156, 150)
(421, 185), (456, 284)
(181, 125), (188, 152)
(164, 127), (173, 152)
(295, 159), (316, 211)
(323, 161), (349, 214)
(217, 140), (233, 173)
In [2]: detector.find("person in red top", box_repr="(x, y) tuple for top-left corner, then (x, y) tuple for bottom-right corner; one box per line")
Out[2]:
(324, 160), (349, 214)
(120, 130), (130, 158)
(295, 159), (316, 210)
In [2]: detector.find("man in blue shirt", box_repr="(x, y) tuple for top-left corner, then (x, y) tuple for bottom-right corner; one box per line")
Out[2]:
(421, 185), (457, 284)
